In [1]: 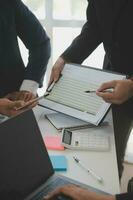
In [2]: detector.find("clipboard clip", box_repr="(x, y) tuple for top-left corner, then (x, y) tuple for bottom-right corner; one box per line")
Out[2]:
(46, 74), (62, 92)
(46, 81), (56, 92)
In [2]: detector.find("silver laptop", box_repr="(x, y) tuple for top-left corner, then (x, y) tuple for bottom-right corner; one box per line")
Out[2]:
(0, 109), (107, 200)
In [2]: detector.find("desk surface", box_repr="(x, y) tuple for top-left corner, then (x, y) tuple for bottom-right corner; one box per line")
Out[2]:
(34, 106), (120, 195)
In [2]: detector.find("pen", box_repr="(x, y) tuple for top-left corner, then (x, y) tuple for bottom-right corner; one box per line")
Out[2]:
(73, 156), (103, 183)
(85, 89), (113, 93)
(85, 90), (97, 93)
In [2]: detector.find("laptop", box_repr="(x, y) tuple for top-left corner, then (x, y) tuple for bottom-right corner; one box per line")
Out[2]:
(0, 109), (107, 200)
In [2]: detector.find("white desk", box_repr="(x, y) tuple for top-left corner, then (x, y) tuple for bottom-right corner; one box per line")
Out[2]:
(34, 106), (120, 195)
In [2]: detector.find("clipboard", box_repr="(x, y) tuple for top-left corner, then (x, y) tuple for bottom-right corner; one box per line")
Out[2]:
(39, 63), (126, 125)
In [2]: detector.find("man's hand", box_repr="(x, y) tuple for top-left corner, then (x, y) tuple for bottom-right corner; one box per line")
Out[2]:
(48, 57), (66, 86)
(0, 98), (25, 116)
(0, 98), (37, 117)
(96, 79), (133, 104)
(5, 90), (35, 102)
(44, 185), (115, 200)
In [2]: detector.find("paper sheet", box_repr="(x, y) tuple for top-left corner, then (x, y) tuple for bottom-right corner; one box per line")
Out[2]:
(46, 76), (103, 115)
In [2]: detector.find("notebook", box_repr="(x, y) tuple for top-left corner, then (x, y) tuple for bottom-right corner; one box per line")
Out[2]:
(50, 155), (67, 171)
(44, 135), (64, 150)
(46, 112), (93, 131)
(0, 109), (108, 200)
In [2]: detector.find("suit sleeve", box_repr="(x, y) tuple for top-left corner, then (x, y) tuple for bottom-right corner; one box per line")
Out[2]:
(13, 0), (51, 87)
(116, 192), (133, 200)
(61, 0), (102, 64)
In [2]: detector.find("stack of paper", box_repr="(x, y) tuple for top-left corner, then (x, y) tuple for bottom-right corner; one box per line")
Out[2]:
(46, 112), (95, 131)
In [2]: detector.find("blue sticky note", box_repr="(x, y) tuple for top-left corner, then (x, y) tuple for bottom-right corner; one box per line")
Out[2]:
(50, 155), (67, 171)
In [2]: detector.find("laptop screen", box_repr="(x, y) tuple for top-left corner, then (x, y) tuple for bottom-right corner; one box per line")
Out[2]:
(0, 110), (54, 200)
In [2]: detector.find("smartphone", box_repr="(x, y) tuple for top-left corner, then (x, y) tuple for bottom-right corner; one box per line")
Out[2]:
(15, 95), (46, 111)
(16, 81), (55, 111)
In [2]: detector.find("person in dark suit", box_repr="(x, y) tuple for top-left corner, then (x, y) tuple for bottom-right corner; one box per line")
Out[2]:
(44, 79), (133, 200)
(48, 0), (133, 178)
(0, 0), (50, 101)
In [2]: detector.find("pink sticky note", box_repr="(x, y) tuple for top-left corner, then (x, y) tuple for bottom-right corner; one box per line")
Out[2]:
(44, 135), (64, 150)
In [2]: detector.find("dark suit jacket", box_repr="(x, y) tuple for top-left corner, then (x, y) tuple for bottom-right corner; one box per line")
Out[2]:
(116, 192), (133, 200)
(62, 0), (133, 77)
(0, 0), (51, 97)
(62, 2), (133, 175)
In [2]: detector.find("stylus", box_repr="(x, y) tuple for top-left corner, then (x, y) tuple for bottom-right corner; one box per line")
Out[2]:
(73, 156), (103, 183)
(85, 89), (113, 93)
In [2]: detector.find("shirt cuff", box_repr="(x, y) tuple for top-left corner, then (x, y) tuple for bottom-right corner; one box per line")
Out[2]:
(20, 80), (39, 95)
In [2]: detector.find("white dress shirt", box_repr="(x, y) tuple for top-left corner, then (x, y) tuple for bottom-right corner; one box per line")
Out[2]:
(20, 80), (39, 95)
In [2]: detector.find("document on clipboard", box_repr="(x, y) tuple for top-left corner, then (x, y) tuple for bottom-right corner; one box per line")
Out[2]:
(39, 63), (126, 125)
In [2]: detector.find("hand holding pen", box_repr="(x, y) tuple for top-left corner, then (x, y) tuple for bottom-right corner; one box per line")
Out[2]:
(85, 82), (114, 104)
(90, 80), (133, 104)
(85, 89), (113, 93)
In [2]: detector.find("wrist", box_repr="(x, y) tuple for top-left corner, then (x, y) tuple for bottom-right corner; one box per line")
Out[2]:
(59, 56), (66, 65)
(60, 55), (71, 63)
(20, 80), (39, 95)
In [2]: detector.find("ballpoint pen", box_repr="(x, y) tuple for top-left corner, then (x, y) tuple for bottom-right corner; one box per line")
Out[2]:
(73, 156), (103, 183)
(85, 89), (113, 93)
